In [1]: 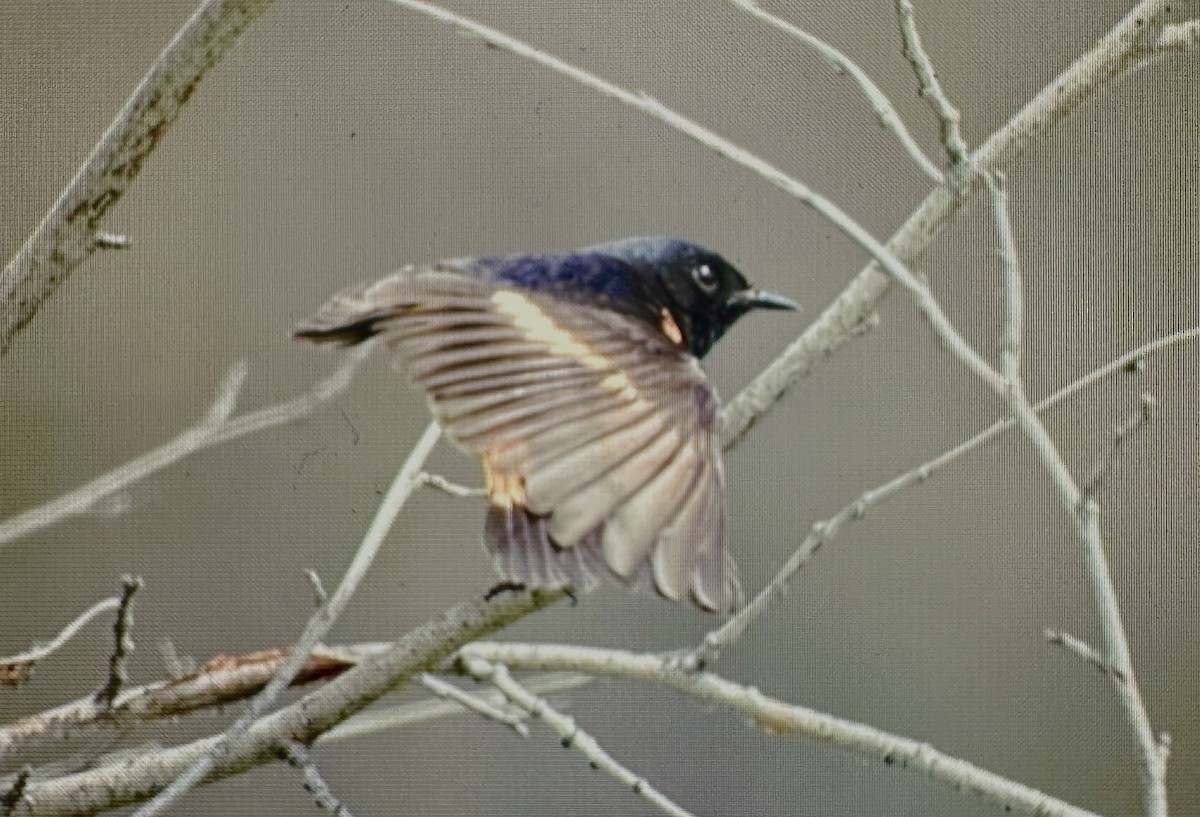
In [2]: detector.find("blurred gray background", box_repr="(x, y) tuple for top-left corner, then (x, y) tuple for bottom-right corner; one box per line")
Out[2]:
(2, 0), (1198, 814)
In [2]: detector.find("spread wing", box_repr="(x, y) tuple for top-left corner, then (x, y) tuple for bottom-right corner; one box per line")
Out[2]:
(295, 262), (738, 610)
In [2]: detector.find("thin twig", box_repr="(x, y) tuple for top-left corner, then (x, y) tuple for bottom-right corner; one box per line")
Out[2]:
(305, 569), (330, 607)
(893, 0), (970, 167)
(1081, 394), (1156, 498)
(282, 742), (356, 817)
(0, 597), (122, 686)
(723, 0), (944, 182)
(418, 472), (487, 498)
(0, 0), (277, 355)
(988, 173), (1022, 380)
(0, 345), (372, 548)
(702, 323), (1200, 657)
(94, 576), (143, 709)
(204, 360), (249, 425)
(321, 671), (591, 744)
(462, 643), (1099, 817)
(420, 673), (529, 736)
(462, 656), (699, 817)
(1043, 629), (1120, 679)
(130, 422), (442, 817)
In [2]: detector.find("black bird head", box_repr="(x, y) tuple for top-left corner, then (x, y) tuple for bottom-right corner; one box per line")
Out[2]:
(568, 237), (797, 358)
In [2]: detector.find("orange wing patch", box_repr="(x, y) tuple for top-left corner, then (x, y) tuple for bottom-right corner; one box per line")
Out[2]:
(483, 441), (528, 509)
(660, 308), (684, 346)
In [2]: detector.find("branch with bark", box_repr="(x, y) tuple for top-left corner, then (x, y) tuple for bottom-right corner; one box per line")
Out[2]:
(0, 0), (277, 356)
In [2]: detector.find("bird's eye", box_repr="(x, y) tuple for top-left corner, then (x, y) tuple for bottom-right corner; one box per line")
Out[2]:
(692, 264), (718, 292)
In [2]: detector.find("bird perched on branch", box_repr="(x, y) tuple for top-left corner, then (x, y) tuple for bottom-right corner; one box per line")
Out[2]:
(295, 237), (795, 611)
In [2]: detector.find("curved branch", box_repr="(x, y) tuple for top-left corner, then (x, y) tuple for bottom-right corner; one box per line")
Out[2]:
(0, 0), (276, 355)
(0, 597), (121, 686)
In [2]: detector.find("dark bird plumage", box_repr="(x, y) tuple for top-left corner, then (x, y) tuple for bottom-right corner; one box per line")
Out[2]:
(295, 237), (796, 611)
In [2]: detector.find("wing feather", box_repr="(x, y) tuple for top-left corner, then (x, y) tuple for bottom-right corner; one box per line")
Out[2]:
(296, 263), (736, 610)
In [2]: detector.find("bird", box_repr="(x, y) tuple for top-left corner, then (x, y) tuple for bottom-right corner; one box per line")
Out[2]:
(294, 237), (796, 611)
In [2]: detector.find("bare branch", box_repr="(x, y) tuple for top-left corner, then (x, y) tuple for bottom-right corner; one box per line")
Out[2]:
(1081, 394), (1156, 498)
(724, 0), (945, 182)
(987, 172), (1023, 381)
(418, 472), (487, 498)
(463, 656), (698, 817)
(893, 0), (970, 167)
(0, 597), (122, 687)
(321, 671), (591, 744)
(1043, 629), (1118, 679)
(281, 742), (356, 817)
(94, 576), (143, 709)
(420, 673), (529, 736)
(4, 639), (585, 761)
(0, 345), (371, 549)
(203, 359), (249, 425)
(462, 643), (1100, 817)
(130, 422), (442, 817)
(0, 0), (277, 355)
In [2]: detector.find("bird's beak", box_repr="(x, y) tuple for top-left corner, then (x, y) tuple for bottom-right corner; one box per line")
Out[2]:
(730, 288), (799, 311)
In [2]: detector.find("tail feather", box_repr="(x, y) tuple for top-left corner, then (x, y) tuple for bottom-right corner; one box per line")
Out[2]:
(485, 505), (602, 592)
(484, 505), (740, 610)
